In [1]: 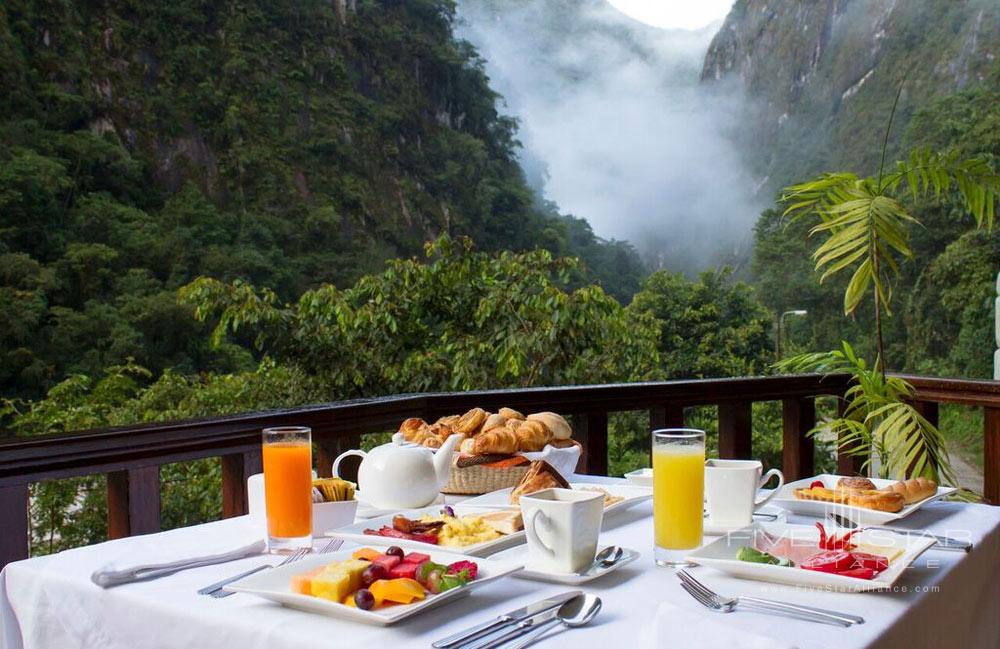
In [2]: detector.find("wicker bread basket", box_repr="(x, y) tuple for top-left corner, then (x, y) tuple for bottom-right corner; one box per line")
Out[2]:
(442, 459), (530, 495)
(440, 443), (582, 495)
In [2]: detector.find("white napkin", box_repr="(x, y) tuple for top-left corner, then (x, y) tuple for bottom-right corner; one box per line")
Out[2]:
(638, 601), (798, 649)
(90, 537), (266, 587)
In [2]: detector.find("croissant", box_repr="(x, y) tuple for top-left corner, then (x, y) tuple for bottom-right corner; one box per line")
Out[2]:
(435, 414), (461, 428)
(459, 437), (476, 454)
(399, 417), (428, 442)
(428, 422), (457, 441)
(499, 407), (525, 421)
(514, 420), (552, 452)
(472, 427), (518, 455)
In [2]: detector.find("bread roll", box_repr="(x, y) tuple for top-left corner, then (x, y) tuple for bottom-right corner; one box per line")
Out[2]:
(456, 408), (488, 435)
(514, 420), (552, 452)
(472, 427), (518, 455)
(886, 477), (937, 504)
(836, 476), (877, 491)
(526, 412), (572, 440)
(481, 413), (507, 433)
(498, 407), (525, 420)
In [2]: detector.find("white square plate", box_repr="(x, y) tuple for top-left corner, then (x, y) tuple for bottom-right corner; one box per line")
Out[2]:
(326, 506), (527, 557)
(455, 483), (652, 516)
(771, 474), (956, 525)
(623, 468), (653, 487)
(685, 522), (936, 592)
(227, 547), (523, 625)
(488, 545), (641, 585)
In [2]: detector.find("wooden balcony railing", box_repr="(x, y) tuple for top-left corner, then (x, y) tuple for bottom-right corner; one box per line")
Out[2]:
(2, 373), (999, 568)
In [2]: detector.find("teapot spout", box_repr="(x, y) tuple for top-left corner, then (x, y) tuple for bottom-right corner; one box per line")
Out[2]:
(433, 433), (462, 489)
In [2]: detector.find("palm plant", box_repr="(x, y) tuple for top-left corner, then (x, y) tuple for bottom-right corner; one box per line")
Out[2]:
(778, 85), (1000, 482)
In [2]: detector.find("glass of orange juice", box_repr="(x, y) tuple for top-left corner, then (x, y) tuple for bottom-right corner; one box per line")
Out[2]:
(652, 428), (705, 567)
(262, 426), (313, 553)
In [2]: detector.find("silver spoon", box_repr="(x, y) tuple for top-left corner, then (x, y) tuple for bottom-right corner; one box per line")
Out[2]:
(594, 545), (624, 568)
(479, 594), (602, 649)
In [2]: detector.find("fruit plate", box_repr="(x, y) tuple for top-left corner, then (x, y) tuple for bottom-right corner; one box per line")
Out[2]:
(685, 522), (936, 593)
(488, 545), (640, 585)
(455, 482), (652, 516)
(770, 474), (956, 525)
(326, 506), (527, 557)
(227, 547), (523, 625)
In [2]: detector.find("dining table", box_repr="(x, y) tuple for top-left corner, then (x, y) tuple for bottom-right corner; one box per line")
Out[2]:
(2, 474), (999, 649)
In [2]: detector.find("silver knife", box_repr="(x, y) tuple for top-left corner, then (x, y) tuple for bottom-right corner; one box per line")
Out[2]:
(431, 590), (581, 649)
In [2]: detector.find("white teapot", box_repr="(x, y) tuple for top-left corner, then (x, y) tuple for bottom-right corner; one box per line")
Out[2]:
(332, 432), (461, 509)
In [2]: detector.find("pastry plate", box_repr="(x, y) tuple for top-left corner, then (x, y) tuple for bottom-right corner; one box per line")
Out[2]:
(326, 506), (527, 557)
(488, 545), (640, 585)
(227, 547), (522, 625)
(455, 483), (652, 516)
(685, 522), (936, 592)
(771, 474), (956, 525)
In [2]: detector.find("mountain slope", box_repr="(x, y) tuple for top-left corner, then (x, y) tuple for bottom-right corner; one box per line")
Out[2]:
(703, 0), (1000, 188)
(0, 0), (644, 399)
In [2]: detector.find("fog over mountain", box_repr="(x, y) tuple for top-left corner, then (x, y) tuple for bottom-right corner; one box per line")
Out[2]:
(455, 0), (763, 271)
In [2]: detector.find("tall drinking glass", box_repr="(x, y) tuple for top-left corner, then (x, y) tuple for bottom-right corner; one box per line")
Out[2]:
(652, 428), (705, 567)
(262, 426), (313, 553)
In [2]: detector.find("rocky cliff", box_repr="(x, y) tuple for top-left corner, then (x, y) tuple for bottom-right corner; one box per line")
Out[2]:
(702, 0), (1000, 187)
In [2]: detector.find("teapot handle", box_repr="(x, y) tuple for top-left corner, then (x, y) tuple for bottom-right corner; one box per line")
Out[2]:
(332, 450), (367, 479)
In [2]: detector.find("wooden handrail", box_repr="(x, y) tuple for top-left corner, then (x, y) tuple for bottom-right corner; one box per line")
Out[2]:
(2, 371), (998, 569)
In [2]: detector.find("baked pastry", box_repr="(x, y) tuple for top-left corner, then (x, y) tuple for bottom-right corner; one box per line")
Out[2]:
(886, 477), (937, 504)
(456, 408), (488, 435)
(836, 477), (877, 491)
(477, 510), (524, 535)
(428, 422), (457, 441)
(435, 414), (461, 428)
(421, 435), (443, 449)
(794, 486), (904, 512)
(499, 407), (525, 420)
(526, 412), (572, 440)
(472, 427), (518, 455)
(514, 419), (552, 452)
(481, 413), (507, 433)
(549, 438), (581, 450)
(459, 437), (476, 454)
(509, 460), (570, 505)
(399, 417), (427, 441)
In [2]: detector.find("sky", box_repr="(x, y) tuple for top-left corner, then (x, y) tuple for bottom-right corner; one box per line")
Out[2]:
(607, 0), (734, 30)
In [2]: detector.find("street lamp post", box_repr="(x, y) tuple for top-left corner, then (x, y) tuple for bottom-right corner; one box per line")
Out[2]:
(776, 309), (808, 361)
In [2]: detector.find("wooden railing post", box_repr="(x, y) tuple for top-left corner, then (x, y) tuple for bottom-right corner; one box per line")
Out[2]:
(107, 466), (161, 538)
(0, 483), (29, 567)
(985, 407), (1000, 505)
(649, 403), (685, 431)
(575, 412), (609, 476)
(221, 451), (262, 518)
(836, 396), (866, 476)
(782, 397), (815, 479)
(718, 402), (752, 459)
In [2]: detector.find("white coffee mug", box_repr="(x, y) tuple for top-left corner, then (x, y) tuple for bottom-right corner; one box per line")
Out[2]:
(704, 459), (784, 526)
(520, 488), (604, 574)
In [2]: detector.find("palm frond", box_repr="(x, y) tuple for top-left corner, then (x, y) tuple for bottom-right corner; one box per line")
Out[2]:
(888, 148), (1000, 229)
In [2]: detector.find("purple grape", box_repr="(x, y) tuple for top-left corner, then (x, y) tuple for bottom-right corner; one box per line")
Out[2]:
(361, 563), (387, 587)
(426, 569), (444, 594)
(354, 588), (375, 610)
(385, 546), (404, 558)
(441, 505), (455, 517)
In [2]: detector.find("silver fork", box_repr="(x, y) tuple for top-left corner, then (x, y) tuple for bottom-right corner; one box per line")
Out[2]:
(677, 570), (864, 626)
(211, 539), (345, 599)
(679, 582), (850, 627)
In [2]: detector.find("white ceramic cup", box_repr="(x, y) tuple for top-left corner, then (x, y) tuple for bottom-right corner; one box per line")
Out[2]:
(520, 488), (604, 574)
(704, 459), (784, 526)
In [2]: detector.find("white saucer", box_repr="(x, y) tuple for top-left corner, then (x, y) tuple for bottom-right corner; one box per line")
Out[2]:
(488, 546), (640, 584)
(703, 506), (787, 535)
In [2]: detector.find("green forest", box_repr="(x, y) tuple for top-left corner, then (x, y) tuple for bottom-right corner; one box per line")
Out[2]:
(3, 0), (1000, 553)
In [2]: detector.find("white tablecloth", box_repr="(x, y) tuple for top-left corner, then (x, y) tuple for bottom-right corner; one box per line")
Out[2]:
(3, 476), (999, 649)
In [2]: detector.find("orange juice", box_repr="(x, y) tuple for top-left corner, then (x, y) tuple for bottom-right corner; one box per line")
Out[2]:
(653, 443), (704, 550)
(262, 441), (313, 539)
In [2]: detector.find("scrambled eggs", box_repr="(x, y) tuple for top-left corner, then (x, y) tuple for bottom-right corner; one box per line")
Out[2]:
(420, 514), (500, 547)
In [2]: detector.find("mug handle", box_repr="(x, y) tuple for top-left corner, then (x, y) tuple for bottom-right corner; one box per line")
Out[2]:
(332, 450), (366, 479)
(754, 468), (785, 508)
(525, 509), (555, 557)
